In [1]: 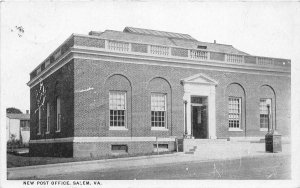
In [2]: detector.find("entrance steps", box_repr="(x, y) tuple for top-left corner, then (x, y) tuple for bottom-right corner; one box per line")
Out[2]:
(183, 139), (252, 157)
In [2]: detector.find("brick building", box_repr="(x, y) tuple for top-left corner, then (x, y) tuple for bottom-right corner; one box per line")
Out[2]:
(27, 27), (291, 157)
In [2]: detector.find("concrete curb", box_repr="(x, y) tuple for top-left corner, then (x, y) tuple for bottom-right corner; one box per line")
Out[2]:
(8, 152), (182, 171)
(7, 152), (183, 179)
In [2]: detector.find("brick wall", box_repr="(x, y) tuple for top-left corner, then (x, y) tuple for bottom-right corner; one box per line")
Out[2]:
(29, 142), (73, 157)
(30, 61), (74, 141)
(73, 141), (175, 158)
(73, 58), (290, 140)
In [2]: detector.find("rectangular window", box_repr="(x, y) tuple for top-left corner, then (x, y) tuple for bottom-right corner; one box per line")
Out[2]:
(228, 97), (241, 129)
(109, 91), (126, 127)
(45, 59), (50, 68)
(36, 67), (41, 74)
(151, 93), (167, 128)
(21, 120), (30, 131)
(56, 97), (61, 132)
(38, 107), (41, 135)
(111, 145), (128, 152)
(20, 120), (28, 128)
(46, 102), (50, 133)
(153, 144), (169, 152)
(260, 99), (271, 129)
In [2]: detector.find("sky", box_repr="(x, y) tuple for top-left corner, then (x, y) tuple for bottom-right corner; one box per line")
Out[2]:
(1, 1), (300, 113)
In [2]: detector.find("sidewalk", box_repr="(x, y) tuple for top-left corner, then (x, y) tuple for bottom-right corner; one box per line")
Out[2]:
(7, 143), (290, 180)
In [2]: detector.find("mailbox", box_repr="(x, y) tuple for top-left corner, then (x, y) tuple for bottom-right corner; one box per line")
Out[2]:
(265, 130), (282, 153)
(176, 138), (184, 152)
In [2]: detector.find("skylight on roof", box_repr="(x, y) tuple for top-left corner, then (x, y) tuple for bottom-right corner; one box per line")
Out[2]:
(197, 45), (207, 49)
(123, 27), (196, 40)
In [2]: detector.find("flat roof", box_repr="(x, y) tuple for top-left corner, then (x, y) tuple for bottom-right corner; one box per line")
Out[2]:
(7, 113), (30, 120)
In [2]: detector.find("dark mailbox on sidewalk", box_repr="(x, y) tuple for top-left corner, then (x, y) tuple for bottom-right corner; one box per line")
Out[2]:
(176, 138), (184, 152)
(265, 130), (282, 153)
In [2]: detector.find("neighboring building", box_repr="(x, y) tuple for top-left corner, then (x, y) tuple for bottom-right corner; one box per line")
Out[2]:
(27, 27), (291, 157)
(6, 112), (30, 145)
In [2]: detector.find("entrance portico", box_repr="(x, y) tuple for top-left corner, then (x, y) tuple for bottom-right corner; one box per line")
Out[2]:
(181, 73), (218, 139)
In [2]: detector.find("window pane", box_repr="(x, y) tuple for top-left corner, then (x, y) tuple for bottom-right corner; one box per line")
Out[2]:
(259, 99), (272, 128)
(260, 99), (271, 128)
(228, 97), (241, 128)
(109, 91), (126, 127)
(151, 93), (166, 128)
(109, 92), (126, 110)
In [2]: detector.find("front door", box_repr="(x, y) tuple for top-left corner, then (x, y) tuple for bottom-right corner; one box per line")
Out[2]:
(191, 96), (208, 138)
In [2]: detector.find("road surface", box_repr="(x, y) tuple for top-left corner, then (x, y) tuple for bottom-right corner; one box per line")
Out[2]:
(35, 155), (290, 180)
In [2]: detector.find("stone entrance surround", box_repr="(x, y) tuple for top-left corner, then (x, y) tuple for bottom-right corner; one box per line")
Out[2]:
(181, 73), (218, 139)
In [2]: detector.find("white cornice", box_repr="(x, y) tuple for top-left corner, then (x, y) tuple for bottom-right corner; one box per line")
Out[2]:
(27, 52), (74, 88)
(72, 46), (290, 73)
(30, 34), (74, 74)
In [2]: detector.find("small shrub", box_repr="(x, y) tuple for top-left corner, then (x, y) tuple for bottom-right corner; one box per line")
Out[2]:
(7, 134), (23, 152)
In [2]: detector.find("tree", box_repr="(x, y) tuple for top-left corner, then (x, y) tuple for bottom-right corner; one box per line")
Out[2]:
(6, 107), (23, 114)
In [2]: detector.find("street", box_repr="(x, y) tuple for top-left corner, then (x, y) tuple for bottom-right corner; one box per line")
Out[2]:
(37, 155), (290, 180)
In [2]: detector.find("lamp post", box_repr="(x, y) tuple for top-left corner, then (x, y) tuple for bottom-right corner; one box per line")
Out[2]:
(267, 104), (270, 132)
(266, 99), (272, 132)
(184, 100), (188, 137)
(265, 98), (281, 153)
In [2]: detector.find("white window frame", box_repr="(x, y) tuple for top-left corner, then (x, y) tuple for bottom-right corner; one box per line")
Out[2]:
(109, 91), (127, 130)
(151, 93), (167, 130)
(260, 98), (271, 131)
(56, 97), (61, 132)
(37, 106), (41, 135)
(46, 102), (50, 134)
(228, 97), (243, 131)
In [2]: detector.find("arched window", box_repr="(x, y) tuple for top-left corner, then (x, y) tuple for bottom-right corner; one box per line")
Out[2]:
(105, 74), (132, 130)
(259, 85), (276, 131)
(148, 77), (172, 130)
(37, 107), (41, 135)
(46, 102), (50, 133)
(226, 83), (246, 131)
(56, 96), (61, 132)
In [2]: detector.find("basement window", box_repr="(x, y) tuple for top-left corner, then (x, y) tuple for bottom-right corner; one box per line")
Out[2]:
(153, 144), (169, 152)
(111, 145), (128, 153)
(197, 45), (207, 49)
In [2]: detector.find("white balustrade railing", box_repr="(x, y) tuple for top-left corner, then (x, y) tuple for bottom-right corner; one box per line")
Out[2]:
(150, 45), (169, 56)
(226, 54), (244, 63)
(257, 57), (274, 65)
(190, 50), (208, 60)
(108, 41), (129, 52)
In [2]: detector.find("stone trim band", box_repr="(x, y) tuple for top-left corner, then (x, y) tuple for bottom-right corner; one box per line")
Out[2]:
(29, 137), (176, 144)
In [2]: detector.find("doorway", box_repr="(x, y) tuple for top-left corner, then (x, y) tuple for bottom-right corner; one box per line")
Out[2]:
(191, 96), (208, 139)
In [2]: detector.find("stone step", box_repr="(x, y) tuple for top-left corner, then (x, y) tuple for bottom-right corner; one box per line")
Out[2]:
(184, 139), (228, 144)
(229, 137), (263, 142)
(185, 151), (195, 154)
(183, 139), (251, 153)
